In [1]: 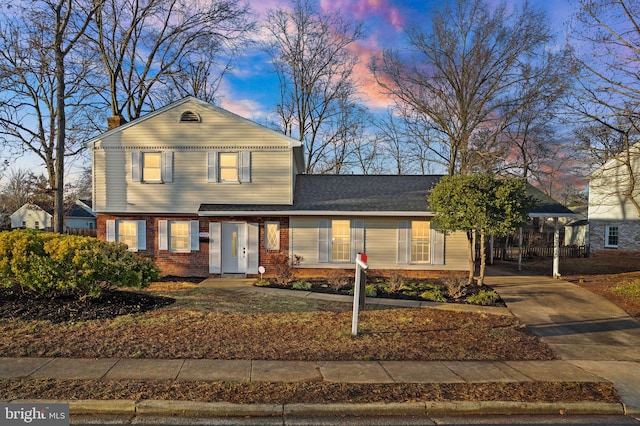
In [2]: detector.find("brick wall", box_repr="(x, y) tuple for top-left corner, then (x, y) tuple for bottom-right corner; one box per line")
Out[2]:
(97, 214), (290, 278)
(589, 219), (640, 253)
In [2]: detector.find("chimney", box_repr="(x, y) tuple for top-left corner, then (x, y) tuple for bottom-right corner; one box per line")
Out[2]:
(107, 115), (127, 130)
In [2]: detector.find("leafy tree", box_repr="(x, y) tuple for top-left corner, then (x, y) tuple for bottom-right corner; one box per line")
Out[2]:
(428, 174), (534, 285)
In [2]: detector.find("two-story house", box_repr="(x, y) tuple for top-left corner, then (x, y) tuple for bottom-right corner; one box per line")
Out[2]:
(588, 142), (640, 252)
(87, 97), (571, 278)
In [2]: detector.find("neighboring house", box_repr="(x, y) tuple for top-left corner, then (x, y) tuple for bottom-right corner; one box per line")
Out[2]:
(10, 203), (52, 230)
(86, 97), (573, 278)
(588, 143), (640, 252)
(9, 200), (96, 231)
(65, 199), (97, 230)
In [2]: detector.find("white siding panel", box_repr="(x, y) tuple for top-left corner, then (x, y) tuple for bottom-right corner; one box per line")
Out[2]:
(290, 217), (469, 272)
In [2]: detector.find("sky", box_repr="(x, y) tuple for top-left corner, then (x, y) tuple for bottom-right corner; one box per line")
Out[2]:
(9, 0), (578, 181)
(217, 0), (576, 124)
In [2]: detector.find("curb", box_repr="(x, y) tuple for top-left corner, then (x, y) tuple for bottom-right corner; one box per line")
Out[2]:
(8, 399), (626, 418)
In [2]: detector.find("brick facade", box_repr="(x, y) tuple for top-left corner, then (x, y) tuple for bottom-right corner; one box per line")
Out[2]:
(97, 214), (290, 278)
(589, 219), (640, 253)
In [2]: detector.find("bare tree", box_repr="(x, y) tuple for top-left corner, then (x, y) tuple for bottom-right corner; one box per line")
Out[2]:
(87, 0), (255, 121)
(570, 0), (640, 218)
(0, 168), (34, 215)
(265, 0), (364, 173)
(371, 0), (566, 176)
(0, 0), (103, 233)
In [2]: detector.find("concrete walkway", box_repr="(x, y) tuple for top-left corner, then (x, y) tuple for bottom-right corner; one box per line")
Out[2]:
(2, 273), (640, 419)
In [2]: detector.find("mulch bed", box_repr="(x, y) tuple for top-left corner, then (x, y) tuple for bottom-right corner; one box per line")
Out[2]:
(0, 287), (175, 323)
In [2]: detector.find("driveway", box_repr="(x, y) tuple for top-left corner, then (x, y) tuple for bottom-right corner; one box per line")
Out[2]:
(486, 272), (640, 412)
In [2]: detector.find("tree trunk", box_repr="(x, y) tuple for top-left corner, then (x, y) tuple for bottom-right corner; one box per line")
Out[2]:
(53, 33), (65, 233)
(466, 230), (475, 285)
(478, 231), (486, 286)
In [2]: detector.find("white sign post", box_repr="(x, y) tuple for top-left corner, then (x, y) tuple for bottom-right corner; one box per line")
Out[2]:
(351, 253), (368, 337)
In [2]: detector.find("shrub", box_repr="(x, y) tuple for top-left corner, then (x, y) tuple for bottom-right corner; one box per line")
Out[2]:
(465, 289), (500, 306)
(0, 229), (160, 298)
(443, 276), (467, 299)
(387, 271), (406, 293)
(326, 269), (351, 291)
(365, 284), (378, 297)
(613, 279), (640, 298)
(271, 252), (303, 284)
(420, 288), (447, 302)
(292, 280), (312, 290)
(254, 279), (271, 287)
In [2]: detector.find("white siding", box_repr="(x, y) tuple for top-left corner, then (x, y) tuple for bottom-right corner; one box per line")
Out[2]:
(588, 153), (640, 221)
(290, 216), (469, 271)
(91, 100), (295, 214)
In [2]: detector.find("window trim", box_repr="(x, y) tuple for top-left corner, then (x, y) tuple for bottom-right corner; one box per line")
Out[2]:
(411, 220), (430, 263)
(605, 225), (619, 248)
(142, 152), (163, 183)
(331, 219), (351, 263)
(218, 152), (239, 183)
(265, 221), (280, 251)
(169, 221), (191, 253)
(107, 219), (146, 252)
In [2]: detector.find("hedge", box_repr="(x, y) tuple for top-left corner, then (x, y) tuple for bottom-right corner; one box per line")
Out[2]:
(0, 229), (160, 298)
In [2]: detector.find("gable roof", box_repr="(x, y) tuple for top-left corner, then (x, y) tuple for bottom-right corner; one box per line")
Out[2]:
(84, 96), (303, 149)
(199, 175), (574, 217)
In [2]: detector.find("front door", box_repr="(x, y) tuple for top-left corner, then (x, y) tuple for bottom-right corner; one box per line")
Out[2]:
(222, 222), (246, 273)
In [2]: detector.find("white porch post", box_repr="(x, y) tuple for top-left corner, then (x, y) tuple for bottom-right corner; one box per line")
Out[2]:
(553, 217), (560, 278)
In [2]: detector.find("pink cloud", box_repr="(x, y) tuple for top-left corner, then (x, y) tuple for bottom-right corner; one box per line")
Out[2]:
(347, 39), (394, 110)
(320, 0), (404, 30)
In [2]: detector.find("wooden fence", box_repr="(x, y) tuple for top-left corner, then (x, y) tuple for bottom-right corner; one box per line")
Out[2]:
(490, 245), (589, 260)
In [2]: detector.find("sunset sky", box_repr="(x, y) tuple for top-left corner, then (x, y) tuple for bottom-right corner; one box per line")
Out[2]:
(218, 0), (576, 124)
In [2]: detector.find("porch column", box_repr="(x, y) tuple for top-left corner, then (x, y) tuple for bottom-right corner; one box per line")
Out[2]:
(553, 217), (560, 278)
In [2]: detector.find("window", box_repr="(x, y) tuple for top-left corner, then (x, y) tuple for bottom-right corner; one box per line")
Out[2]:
(605, 225), (619, 248)
(265, 222), (280, 250)
(411, 221), (430, 263)
(118, 221), (138, 249)
(207, 151), (251, 183)
(131, 151), (173, 183)
(170, 221), (191, 252)
(158, 220), (199, 252)
(34, 221), (40, 229)
(398, 220), (438, 264)
(142, 152), (162, 182)
(106, 220), (146, 252)
(331, 220), (351, 262)
(219, 153), (238, 182)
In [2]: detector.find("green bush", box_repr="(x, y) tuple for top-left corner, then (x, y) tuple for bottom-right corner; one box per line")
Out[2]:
(292, 280), (312, 290)
(420, 288), (447, 302)
(365, 284), (378, 297)
(0, 229), (160, 298)
(465, 289), (500, 306)
(613, 279), (640, 298)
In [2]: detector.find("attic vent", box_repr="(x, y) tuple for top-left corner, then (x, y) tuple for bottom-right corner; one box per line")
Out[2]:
(180, 111), (201, 122)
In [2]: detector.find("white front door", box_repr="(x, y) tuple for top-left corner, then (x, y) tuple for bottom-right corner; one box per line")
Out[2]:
(222, 222), (246, 273)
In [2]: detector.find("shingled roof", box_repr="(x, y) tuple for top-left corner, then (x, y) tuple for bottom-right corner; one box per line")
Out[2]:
(199, 175), (573, 216)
